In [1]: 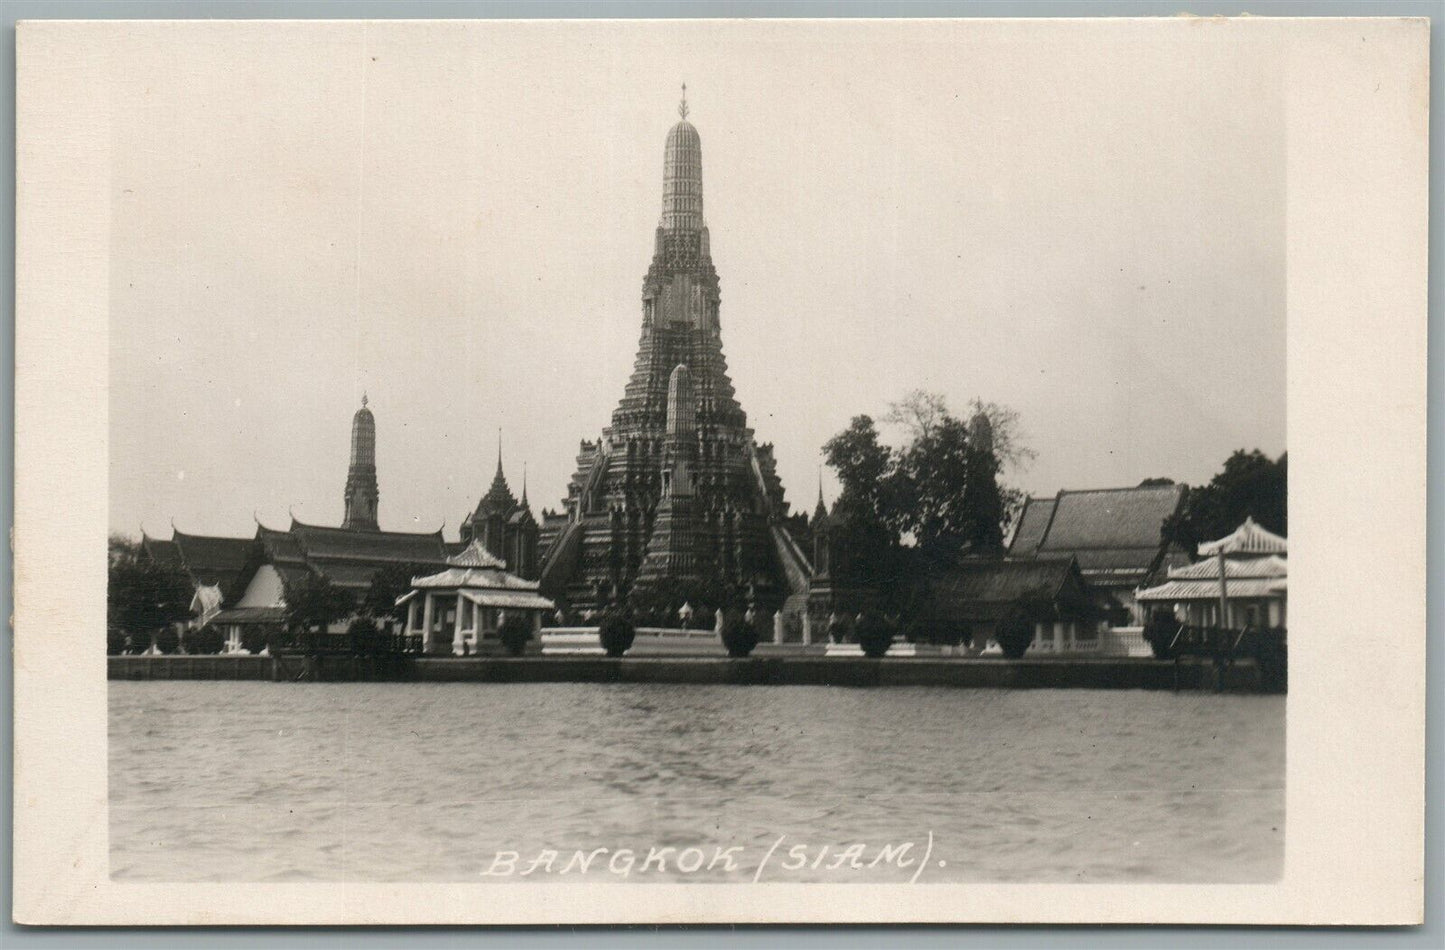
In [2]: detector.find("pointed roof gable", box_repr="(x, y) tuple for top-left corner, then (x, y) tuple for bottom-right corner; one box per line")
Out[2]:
(1198, 517), (1288, 557)
(447, 538), (506, 569)
(168, 528), (255, 589)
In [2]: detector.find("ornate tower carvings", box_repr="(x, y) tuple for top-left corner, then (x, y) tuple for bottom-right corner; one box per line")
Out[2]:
(343, 395), (380, 531)
(538, 92), (810, 612)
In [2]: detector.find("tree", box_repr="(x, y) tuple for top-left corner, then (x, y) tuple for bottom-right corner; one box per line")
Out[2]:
(835, 394), (1023, 568)
(363, 562), (431, 623)
(855, 611), (894, 658)
(719, 609), (760, 658)
(283, 572), (355, 638)
(823, 415), (894, 520)
(108, 536), (194, 652)
(598, 610), (636, 658)
(497, 613), (534, 657)
(1163, 450), (1287, 555)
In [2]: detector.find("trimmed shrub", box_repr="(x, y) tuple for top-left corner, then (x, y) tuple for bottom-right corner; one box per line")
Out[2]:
(995, 615), (1033, 660)
(240, 626), (271, 655)
(186, 626), (226, 655)
(855, 612), (893, 658)
(1143, 611), (1179, 659)
(347, 616), (381, 655)
(106, 628), (129, 656)
(598, 611), (636, 658)
(152, 626), (181, 655)
(498, 613), (534, 657)
(827, 614), (850, 644)
(719, 612), (759, 658)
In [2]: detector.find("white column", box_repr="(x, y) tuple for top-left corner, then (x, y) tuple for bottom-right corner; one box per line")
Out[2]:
(422, 593), (435, 655)
(773, 611), (784, 644)
(453, 594), (466, 655)
(802, 610), (813, 645)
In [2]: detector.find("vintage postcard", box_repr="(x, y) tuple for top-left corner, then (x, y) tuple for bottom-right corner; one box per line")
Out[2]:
(13, 17), (1427, 924)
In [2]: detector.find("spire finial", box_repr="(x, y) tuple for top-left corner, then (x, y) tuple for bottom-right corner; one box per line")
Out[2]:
(678, 82), (688, 120)
(521, 462), (529, 506)
(496, 427), (504, 476)
(361, 391), (368, 409)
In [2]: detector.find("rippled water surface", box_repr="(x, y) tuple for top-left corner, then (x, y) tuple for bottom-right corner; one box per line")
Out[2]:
(110, 682), (1283, 882)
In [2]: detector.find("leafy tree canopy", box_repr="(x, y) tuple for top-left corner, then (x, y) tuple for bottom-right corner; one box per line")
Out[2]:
(108, 535), (194, 637)
(1163, 449), (1287, 556)
(283, 572), (355, 635)
(363, 562), (433, 621)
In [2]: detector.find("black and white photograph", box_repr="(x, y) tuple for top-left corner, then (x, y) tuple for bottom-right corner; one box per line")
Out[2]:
(12, 14), (1428, 926)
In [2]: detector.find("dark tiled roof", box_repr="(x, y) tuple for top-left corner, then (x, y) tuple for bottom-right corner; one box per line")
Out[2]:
(289, 519), (450, 563)
(1036, 484), (1184, 553)
(140, 535), (183, 571)
(308, 560), (389, 592)
(170, 530), (255, 589)
(209, 606), (285, 625)
(929, 557), (1077, 606)
(257, 524), (307, 565)
(925, 557), (1091, 624)
(1007, 497), (1056, 556)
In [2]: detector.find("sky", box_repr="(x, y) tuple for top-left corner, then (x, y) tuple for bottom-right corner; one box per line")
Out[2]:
(108, 19), (1285, 540)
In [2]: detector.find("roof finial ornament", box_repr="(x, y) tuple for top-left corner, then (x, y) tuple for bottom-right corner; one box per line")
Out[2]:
(361, 391), (368, 409)
(678, 82), (688, 120)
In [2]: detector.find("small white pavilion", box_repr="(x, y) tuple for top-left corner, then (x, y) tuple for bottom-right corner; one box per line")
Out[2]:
(1136, 517), (1287, 630)
(397, 540), (555, 655)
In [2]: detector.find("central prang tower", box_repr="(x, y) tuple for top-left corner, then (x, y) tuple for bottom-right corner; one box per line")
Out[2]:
(538, 89), (812, 615)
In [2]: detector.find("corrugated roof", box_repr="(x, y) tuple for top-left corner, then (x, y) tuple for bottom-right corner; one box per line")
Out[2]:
(461, 589), (555, 611)
(1169, 555), (1287, 581)
(1007, 497), (1056, 557)
(447, 539), (506, 569)
(1136, 578), (1284, 602)
(1198, 517), (1288, 557)
(412, 567), (540, 591)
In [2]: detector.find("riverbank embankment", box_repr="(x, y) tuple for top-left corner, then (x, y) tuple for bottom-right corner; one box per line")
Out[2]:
(107, 654), (1278, 692)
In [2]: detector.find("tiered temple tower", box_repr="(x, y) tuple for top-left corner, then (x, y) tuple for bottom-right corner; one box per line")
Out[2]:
(460, 437), (540, 579)
(342, 395), (380, 531)
(538, 90), (811, 614)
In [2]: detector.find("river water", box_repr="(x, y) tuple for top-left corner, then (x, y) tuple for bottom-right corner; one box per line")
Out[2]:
(109, 682), (1284, 883)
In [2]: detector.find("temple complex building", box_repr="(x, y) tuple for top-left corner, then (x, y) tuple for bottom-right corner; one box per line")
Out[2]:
(459, 439), (540, 580)
(538, 91), (811, 614)
(139, 397), (464, 650)
(1008, 483), (1190, 622)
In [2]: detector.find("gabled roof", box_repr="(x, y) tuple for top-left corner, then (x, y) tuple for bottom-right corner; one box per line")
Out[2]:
(151, 528), (254, 590)
(140, 534), (183, 571)
(1198, 517), (1288, 557)
(1012, 484), (1186, 586)
(289, 518), (450, 563)
(1036, 484), (1185, 553)
(928, 556), (1081, 607)
(1007, 497), (1056, 556)
(448, 539), (506, 569)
